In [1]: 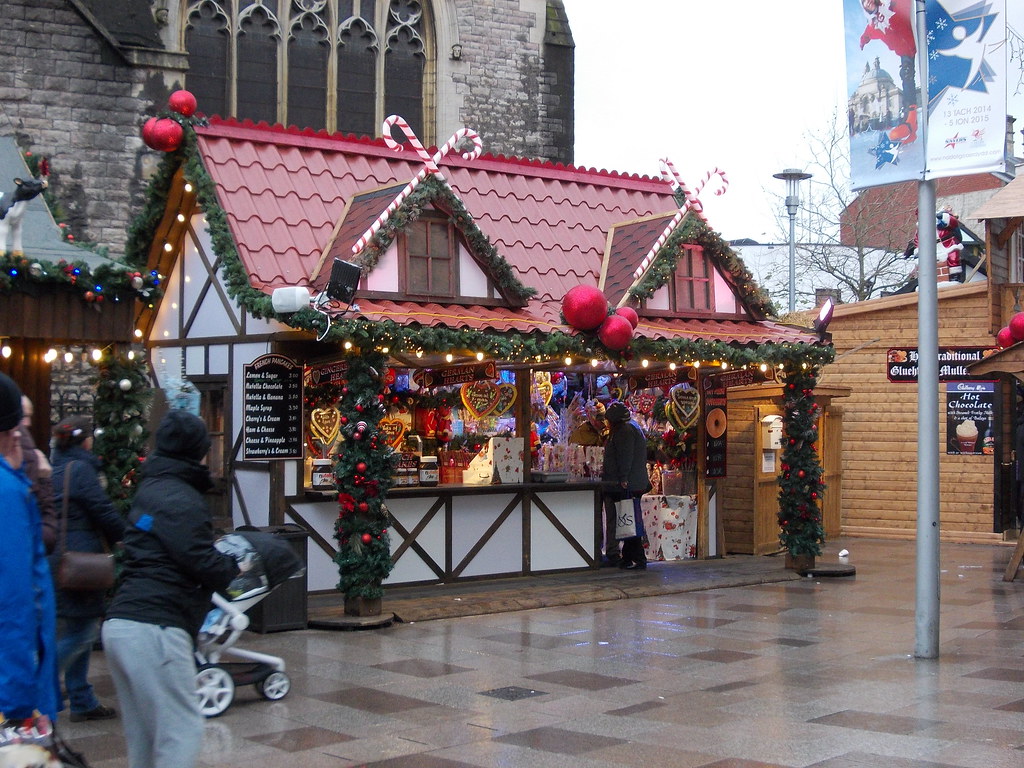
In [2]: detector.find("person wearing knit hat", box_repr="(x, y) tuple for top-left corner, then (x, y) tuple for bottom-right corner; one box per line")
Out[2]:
(601, 401), (652, 570)
(50, 411), (125, 722)
(103, 409), (238, 768)
(0, 372), (59, 720)
(0, 371), (24, 432)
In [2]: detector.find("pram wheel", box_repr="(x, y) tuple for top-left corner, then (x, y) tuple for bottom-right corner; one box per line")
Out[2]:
(256, 671), (290, 700)
(196, 665), (235, 717)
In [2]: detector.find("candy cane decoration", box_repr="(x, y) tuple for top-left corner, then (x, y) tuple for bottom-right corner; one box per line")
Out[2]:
(631, 159), (729, 281)
(352, 115), (483, 255)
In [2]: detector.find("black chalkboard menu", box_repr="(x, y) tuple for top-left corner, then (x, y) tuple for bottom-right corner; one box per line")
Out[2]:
(243, 354), (303, 460)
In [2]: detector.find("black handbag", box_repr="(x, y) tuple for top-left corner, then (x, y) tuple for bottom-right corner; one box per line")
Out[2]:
(55, 461), (115, 592)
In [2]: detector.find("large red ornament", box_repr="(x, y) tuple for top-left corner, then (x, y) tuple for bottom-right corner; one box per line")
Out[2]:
(141, 118), (159, 147)
(1010, 313), (1024, 342)
(997, 326), (1014, 348)
(598, 314), (633, 350)
(144, 118), (184, 152)
(562, 285), (608, 331)
(168, 89), (198, 117)
(615, 306), (639, 329)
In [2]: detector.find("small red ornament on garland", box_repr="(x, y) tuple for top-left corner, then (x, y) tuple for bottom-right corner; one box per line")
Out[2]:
(356, 461), (367, 473)
(361, 532), (372, 544)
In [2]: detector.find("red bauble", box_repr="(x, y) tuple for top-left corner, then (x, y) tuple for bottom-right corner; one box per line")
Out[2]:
(361, 532), (372, 544)
(615, 306), (640, 329)
(356, 461), (367, 473)
(997, 326), (1014, 348)
(358, 502), (369, 513)
(141, 117), (159, 147)
(84, 291), (95, 302)
(598, 314), (634, 351)
(561, 285), (608, 331)
(168, 89), (198, 117)
(145, 118), (183, 152)
(1010, 313), (1024, 342)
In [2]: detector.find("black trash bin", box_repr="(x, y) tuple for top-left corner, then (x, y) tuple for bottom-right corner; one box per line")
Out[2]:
(236, 523), (309, 633)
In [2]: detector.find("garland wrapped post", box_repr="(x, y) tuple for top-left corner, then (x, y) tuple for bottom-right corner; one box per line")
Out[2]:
(777, 366), (826, 560)
(92, 348), (152, 513)
(332, 351), (398, 615)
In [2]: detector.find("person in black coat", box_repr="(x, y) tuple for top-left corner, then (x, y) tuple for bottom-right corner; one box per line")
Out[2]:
(102, 410), (239, 768)
(602, 402), (652, 570)
(50, 415), (126, 722)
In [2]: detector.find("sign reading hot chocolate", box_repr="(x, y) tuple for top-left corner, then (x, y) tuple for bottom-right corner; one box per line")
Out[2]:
(945, 381), (995, 456)
(243, 354), (303, 460)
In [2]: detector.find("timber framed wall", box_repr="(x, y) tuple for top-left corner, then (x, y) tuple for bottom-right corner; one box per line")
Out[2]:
(820, 282), (1002, 541)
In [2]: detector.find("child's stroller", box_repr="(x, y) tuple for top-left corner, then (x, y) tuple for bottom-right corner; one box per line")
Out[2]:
(194, 530), (305, 717)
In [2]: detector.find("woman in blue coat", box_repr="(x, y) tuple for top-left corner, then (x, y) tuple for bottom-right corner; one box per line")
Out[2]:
(0, 373), (58, 720)
(50, 415), (126, 721)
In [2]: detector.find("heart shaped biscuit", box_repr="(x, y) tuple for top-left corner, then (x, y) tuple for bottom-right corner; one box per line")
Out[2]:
(494, 383), (517, 415)
(309, 407), (340, 446)
(669, 384), (699, 429)
(461, 381), (500, 418)
(377, 417), (407, 449)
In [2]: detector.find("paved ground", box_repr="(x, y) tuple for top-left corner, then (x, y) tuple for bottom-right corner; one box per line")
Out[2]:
(67, 537), (1024, 767)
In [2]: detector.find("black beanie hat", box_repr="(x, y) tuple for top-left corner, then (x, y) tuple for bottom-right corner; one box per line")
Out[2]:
(0, 373), (23, 431)
(155, 409), (211, 461)
(605, 401), (630, 423)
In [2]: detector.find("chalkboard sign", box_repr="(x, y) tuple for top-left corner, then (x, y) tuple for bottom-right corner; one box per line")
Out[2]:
(243, 354), (303, 460)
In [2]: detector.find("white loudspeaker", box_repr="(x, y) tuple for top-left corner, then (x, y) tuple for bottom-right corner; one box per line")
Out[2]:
(271, 286), (311, 313)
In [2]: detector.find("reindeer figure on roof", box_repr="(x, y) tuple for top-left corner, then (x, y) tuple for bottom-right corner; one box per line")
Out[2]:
(0, 158), (49, 256)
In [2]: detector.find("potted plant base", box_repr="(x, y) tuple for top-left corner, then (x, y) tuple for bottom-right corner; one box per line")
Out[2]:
(344, 594), (383, 617)
(785, 551), (815, 574)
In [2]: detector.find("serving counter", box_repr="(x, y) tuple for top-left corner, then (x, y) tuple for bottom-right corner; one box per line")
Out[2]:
(294, 481), (603, 588)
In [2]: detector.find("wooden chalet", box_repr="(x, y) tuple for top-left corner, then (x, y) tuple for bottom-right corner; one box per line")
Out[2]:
(822, 174), (1024, 542)
(130, 117), (836, 591)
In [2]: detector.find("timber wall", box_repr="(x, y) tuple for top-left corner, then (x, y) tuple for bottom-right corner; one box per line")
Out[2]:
(819, 282), (1001, 540)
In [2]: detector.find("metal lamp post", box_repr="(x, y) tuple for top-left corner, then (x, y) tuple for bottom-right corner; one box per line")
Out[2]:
(773, 168), (811, 314)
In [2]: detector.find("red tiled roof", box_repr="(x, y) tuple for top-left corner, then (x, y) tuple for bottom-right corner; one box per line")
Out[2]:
(195, 118), (818, 347)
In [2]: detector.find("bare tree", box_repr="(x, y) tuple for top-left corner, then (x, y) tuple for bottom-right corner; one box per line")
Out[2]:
(788, 113), (916, 308)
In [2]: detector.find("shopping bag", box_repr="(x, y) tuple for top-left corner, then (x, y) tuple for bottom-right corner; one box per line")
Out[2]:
(613, 498), (639, 540)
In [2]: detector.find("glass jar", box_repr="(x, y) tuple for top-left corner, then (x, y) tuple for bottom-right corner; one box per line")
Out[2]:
(418, 455), (439, 487)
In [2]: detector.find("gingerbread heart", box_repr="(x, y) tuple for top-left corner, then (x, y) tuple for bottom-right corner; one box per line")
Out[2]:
(669, 384), (699, 429)
(309, 407), (340, 446)
(461, 381), (500, 418)
(494, 383), (517, 415)
(377, 417), (407, 449)
(627, 392), (656, 416)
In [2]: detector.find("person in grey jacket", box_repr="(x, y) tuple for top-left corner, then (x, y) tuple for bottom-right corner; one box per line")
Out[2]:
(602, 401), (652, 569)
(102, 410), (238, 768)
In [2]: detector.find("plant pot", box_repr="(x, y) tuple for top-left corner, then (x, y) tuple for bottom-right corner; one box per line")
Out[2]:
(785, 552), (815, 574)
(344, 595), (382, 617)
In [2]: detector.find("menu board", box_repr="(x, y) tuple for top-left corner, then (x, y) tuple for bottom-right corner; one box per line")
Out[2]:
(243, 354), (303, 460)
(945, 381), (995, 456)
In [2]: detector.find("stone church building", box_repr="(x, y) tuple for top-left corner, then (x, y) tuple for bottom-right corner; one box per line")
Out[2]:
(0, 0), (574, 260)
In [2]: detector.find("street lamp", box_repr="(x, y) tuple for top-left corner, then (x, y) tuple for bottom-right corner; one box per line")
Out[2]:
(773, 168), (811, 314)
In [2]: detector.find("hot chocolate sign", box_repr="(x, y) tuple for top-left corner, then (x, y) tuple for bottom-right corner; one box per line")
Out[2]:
(945, 381), (994, 456)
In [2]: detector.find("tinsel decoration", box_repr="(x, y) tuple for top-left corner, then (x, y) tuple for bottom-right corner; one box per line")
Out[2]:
(777, 366), (826, 557)
(331, 351), (399, 600)
(92, 350), (152, 513)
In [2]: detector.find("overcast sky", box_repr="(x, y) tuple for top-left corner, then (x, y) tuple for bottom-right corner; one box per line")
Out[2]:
(561, 0), (1024, 242)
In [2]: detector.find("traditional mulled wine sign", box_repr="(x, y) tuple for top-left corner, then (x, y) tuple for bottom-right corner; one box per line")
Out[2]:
(413, 361), (497, 389)
(886, 347), (994, 383)
(243, 354), (303, 460)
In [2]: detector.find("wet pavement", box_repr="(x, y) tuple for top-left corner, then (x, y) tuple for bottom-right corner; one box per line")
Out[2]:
(68, 537), (1024, 767)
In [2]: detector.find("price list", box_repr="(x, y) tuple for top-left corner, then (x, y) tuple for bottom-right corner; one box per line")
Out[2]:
(243, 354), (303, 460)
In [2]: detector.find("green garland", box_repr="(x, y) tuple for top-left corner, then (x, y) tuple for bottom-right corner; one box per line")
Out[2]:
(352, 175), (535, 304)
(91, 350), (152, 513)
(628, 200), (777, 318)
(777, 366), (826, 557)
(330, 351), (397, 600)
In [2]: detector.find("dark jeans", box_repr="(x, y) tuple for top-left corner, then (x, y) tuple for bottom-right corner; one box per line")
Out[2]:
(57, 615), (102, 713)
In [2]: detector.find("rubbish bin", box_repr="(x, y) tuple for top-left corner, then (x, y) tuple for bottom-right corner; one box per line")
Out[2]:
(236, 523), (309, 633)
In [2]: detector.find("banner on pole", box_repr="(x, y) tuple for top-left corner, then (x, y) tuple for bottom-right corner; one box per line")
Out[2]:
(843, 0), (1006, 190)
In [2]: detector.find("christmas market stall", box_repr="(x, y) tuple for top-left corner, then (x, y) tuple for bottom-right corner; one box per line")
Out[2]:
(126, 99), (835, 611)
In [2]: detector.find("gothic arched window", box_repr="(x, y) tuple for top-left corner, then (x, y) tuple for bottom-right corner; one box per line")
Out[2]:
(184, 0), (430, 140)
